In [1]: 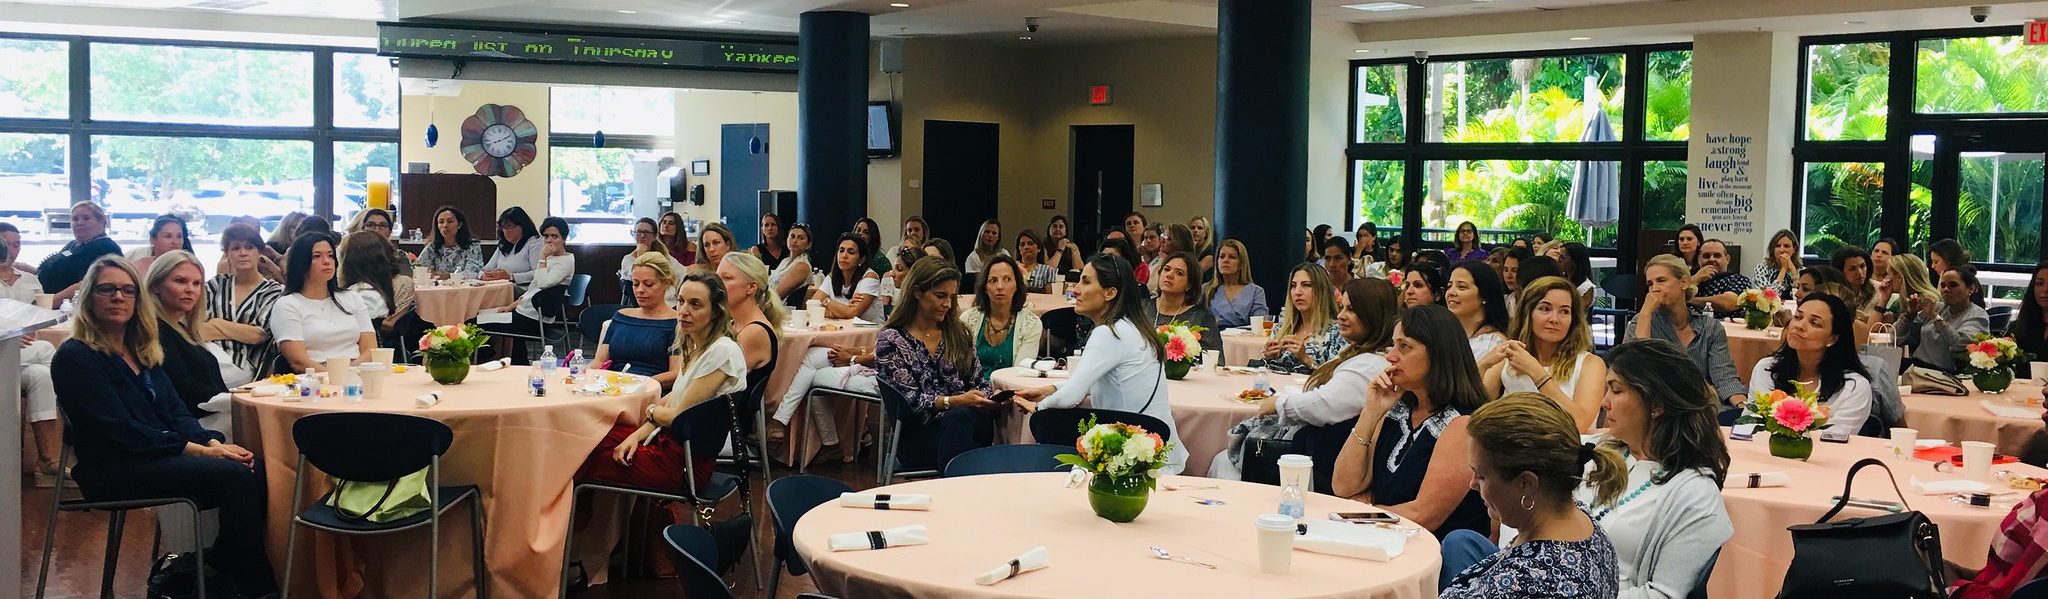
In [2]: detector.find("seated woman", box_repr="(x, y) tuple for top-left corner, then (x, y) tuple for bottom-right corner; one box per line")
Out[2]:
(126, 214), (193, 273)
(810, 233), (884, 322)
(52, 257), (276, 597)
(1206, 240), (1268, 329)
(1263, 263), (1344, 371)
(621, 218), (688, 307)
(577, 271), (749, 492)
(717, 252), (783, 455)
(1437, 393), (1623, 599)
(1752, 230), (1802, 298)
(1331, 305), (1491, 538)
(2012, 261), (2048, 379)
(38, 201), (123, 300)
(144, 251), (232, 432)
(0, 225), (63, 487)
(481, 207), (543, 292)
(693, 223), (738, 276)
(1013, 229), (1059, 294)
(1625, 254), (1748, 409)
(853, 218), (894, 276)
(1897, 264), (1991, 373)
(1401, 262), (1448, 309)
(481, 218), (575, 363)
(1153, 251), (1221, 352)
(336, 231), (416, 347)
(419, 206), (484, 279)
(873, 258), (1001, 471)
(205, 224), (286, 382)
(1015, 254), (1188, 475)
(270, 233), (375, 373)
(770, 224), (813, 308)
(1752, 293), (1875, 436)
(658, 211), (697, 268)
(962, 255), (1045, 379)
(1482, 276), (1608, 432)
(1209, 279), (1398, 480)
(1445, 262), (1510, 359)
(964, 219), (1009, 277)
(595, 254), (683, 391)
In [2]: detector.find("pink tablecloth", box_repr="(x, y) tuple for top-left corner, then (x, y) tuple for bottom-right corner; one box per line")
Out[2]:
(1711, 430), (2048, 599)
(414, 280), (516, 327)
(233, 367), (654, 599)
(991, 366), (1307, 476)
(768, 321), (880, 468)
(793, 472), (1439, 599)
(1222, 332), (1264, 366)
(1901, 381), (2047, 456)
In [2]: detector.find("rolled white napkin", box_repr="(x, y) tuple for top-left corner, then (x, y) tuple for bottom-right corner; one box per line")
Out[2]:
(838, 492), (932, 511)
(827, 524), (927, 551)
(1912, 476), (1990, 495)
(248, 384), (288, 397)
(1917, 439), (1949, 448)
(974, 546), (1049, 586)
(1293, 520), (1407, 562)
(474, 358), (512, 372)
(1735, 472), (1791, 488)
(1981, 400), (2041, 420)
(415, 392), (442, 408)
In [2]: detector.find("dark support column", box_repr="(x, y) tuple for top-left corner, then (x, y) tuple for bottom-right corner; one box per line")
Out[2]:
(797, 10), (869, 250)
(1214, 0), (1310, 306)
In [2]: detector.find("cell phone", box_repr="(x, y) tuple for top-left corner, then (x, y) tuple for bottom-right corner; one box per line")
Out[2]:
(1329, 511), (1401, 524)
(1729, 423), (1758, 441)
(1820, 430), (1852, 444)
(990, 390), (1017, 404)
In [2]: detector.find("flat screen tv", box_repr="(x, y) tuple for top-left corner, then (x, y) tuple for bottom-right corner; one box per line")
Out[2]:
(866, 101), (898, 158)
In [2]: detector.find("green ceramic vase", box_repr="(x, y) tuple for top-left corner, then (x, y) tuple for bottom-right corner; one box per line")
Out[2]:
(425, 354), (471, 385)
(1769, 434), (1813, 461)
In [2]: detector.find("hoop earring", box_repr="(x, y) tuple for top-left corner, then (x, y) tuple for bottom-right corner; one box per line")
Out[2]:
(1519, 494), (1535, 512)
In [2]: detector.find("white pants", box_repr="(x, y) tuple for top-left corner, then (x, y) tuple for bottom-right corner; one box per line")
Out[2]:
(772, 347), (876, 446)
(20, 339), (55, 423)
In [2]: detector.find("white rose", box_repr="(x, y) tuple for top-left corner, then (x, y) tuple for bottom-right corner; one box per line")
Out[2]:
(1970, 352), (1999, 371)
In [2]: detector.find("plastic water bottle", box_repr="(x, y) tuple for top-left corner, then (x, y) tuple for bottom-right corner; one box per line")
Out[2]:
(1278, 478), (1306, 521)
(343, 368), (363, 402)
(567, 349), (586, 382)
(528, 364), (547, 397)
(540, 345), (559, 377)
(301, 368), (320, 402)
(1253, 370), (1271, 394)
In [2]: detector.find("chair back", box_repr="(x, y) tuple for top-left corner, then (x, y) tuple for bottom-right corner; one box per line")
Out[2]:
(1688, 547), (1722, 599)
(766, 475), (854, 577)
(530, 284), (570, 319)
(2013, 575), (2048, 599)
(943, 444), (1072, 477)
(876, 382), (922, 425)
(579, 303), (622, 347)
(564, 273), (592, 308)
(1040, 307), (1078, 357)
(1991, 305), (2015, 333)
(1030, 408), (1171, 448)
(1599, 273), (1639, 304)
(291, 413), (452, 482)
(661, 524), (734, 599)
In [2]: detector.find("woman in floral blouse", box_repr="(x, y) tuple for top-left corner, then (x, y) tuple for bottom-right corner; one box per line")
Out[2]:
(874, 257), (998, 472)
(1440, 393), (1624, 599)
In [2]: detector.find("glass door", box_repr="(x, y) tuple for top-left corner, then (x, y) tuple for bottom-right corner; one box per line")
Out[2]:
(1918, 126), (2048, 267)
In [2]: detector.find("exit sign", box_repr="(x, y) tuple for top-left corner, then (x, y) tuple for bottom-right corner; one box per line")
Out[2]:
(1088, 85), (1112, 106)
(2030, 20), (2048, 45)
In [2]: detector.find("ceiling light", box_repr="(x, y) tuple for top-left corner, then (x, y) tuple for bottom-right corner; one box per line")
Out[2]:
(616, 9), (636, 13)
(890, 2), (910, 6)
(1354, 49), (1371, 53)
(1343, 2), (1422, 12)
(1019, 35), (1033, 40)
(1568, 36), (1592, 41)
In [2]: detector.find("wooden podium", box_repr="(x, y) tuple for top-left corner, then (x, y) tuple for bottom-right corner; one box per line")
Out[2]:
(397, 173), (499, 241)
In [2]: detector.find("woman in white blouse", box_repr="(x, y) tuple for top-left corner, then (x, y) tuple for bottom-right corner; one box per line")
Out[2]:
(1013, 253), (1187, 475)
(1749, 293), (1874, 437)
(771, 223), (814, 304)
(1482, 276), (1609, 432)
(269, 233), (374, 372)
(1445, 262), (1510, 359)
(809, 233), (883, 322)
(481, 207), (544, 292)
(1258, 279), (1398, 427)
(482, 217), (576, 363)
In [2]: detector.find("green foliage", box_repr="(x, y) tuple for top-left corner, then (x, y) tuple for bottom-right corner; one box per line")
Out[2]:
(0, 39), (66, 118)
(1805, 43), (1890, 141)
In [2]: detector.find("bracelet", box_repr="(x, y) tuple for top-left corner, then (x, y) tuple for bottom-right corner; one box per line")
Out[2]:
(1537, 374), (1556, 389)
(1352, 434), (1373, 447)
(942, 395), (952, 409)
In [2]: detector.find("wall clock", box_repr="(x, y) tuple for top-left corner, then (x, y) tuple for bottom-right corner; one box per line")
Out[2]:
(460, 104), (539, 177)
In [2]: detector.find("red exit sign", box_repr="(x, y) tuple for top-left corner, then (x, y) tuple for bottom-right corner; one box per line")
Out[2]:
(1088, 85), (1112, 106)
(2030, 20), (2048, 45)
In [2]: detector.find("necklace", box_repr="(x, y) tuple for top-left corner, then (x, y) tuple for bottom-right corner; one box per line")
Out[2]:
(1584, 464), (1661, 522)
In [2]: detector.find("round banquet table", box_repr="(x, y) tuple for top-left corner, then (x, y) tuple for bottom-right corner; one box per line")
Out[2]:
(1900, 380), (2047, 456)
(1722, 321), (1891, 382)
(770, 320), (882, 468)
(793, 472), (1440, 599)
(413, 279), (517, 327)
(1711, 429), (2048, 599)
(991, 366), (1308, 477)
(33, 323), (69, 345)
(233, 366), (655, 599)
(1221, 331), (1265, 366)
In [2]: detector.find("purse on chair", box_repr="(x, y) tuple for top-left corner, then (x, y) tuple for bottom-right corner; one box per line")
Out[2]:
(1902, 365), (1967, 396)
(1779, 458), (1948, 599)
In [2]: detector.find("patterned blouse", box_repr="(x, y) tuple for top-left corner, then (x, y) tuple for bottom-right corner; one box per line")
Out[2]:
(204, 274), (286, 377)
(1267, 321), (1345, 371)
(873, 327), (991, 425)
(420, 240), (484, 275)
(1441, 524), (1620, 599)
(1750, 262), (1797, 299)
(1020, 262), (1059, 294)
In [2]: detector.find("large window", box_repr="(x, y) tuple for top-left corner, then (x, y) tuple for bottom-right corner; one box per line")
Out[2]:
(1347, 45), (1690, 269)
(548, 86), (675, 242)
(0, 35), (398, 267)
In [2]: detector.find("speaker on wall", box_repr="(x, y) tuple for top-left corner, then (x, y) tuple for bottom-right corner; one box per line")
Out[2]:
(879, 39), (903, 74)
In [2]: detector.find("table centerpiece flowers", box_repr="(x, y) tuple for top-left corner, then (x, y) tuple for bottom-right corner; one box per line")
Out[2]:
(418, 323), (488, 384)
(1057, 416), (1176, 523)
(1958, 334), (2031, 394)
(1157, 322), (1206, 380)
(1736, 287), (1782, 330)
(1738, 382), (1831, 461)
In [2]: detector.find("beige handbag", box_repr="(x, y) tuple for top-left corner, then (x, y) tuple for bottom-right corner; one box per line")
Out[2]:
(1902, 365), (1966, 396)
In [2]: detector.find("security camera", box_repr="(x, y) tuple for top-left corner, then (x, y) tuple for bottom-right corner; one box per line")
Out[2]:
(1025, 17), (1040, 33)
(1413, 50), (1428, 64)
(1971, 5), (1990, 23)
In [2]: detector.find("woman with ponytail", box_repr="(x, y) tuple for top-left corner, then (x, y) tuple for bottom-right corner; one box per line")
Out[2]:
(1438, 393), (1623, 598)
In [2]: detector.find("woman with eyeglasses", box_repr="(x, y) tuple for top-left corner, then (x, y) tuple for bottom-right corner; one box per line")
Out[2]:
(658, 211), (698, 267)
(620, 217), (686, 307)
(418, 206), (484, 280)
(38, 201), (124, 301)
(54, 256), (278, 597)
(482, 218), (576, 364)
(1446, 221), (1489, 264)
(271, 233), (376, 373)
(126, 214), (193, 273)
(481, 206), (544, 292)
(346, 208), (411, 273)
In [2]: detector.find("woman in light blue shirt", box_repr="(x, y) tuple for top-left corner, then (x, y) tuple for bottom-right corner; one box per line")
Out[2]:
(1206, 239), (1268, 328)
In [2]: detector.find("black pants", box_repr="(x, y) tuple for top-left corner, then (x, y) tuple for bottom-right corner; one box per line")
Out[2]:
(482, 312), (548, 365)
(896, 407), (996, 472)
(72, 454), (279, 595)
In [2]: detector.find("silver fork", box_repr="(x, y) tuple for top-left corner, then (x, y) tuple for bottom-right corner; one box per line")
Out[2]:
(1150, 546), (1217, 569)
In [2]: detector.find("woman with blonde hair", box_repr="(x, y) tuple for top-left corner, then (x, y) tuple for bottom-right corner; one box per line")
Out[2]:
(1483, 276), (1608, 431)
(1437, 393), (1625, 598)
(965, 219), (1009, 277)
(595, 252), (684, 391)
(578, 270), (747, 492)
(716, 253), (786, 440)
(1188, 215), (1217, 276)
(1206, 239), (1268, 329)
(143, 251), (234, 430)
(1263, 263), (1344, 370)
(1884, 253), (1941, 322)
(1625, 254), (1747, 408)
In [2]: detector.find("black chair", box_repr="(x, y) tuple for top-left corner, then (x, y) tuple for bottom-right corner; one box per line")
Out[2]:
(876, 383), (942, 481)
(282, 413), (485, 599)
(578, 303), (622, 350)
(661, 524), (734, 599)
(1588, 307), (1632, 349)
(765, 475), (855, 598)
(943, 443), (1073, 477)
(35, 410), (208, 599)
(2015, 575), (2048, 599)
(1991, 305), (2015, 333)
(1599, 271), (1639, 305)
(1040, 307), (1078, 358)
(1688, 547), (1721, 599)
(560, 273), (592, 346)
(796, 384), (886, 480)
(1030, 407), (1172, 449)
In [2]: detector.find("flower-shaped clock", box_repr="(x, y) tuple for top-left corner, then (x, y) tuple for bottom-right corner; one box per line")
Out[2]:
(459, 104), (539, 177)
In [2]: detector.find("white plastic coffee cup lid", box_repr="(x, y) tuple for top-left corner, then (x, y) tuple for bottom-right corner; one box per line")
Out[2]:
(1277, 454), (1312, 468)
(1255, 514), (1297, 531)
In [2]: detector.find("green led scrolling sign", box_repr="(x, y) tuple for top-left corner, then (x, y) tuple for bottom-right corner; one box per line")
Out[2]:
(377, 24), (798, 73)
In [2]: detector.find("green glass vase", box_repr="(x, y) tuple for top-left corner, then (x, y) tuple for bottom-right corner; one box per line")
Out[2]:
(1164, 360), (1192, 381)
(1769, 434), (1813, 461)
(425, 353), (471, 385)
(1975, 367), (2015, 394)
(1743, 309), (1772, 331)
(1087, 472), (1152, 523)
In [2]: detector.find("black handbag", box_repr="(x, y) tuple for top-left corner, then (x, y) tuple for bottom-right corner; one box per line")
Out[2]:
(1778, 458), (1948, 599)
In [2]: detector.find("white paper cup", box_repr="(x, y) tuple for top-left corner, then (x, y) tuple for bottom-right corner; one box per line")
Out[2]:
(1202, 350), (1221, 371)
(1277, 454), (1313, 494)
(808, 305), (827, 324)
(787, 311), (809, 329)
(1963, 441), (1996, 481)
(325, 357), (352, 378)
(356, 364), (386, 398)
(1255, 514), (1295, 574)
(1889, 428), (1918, 459)
(372, 348), (395, 365)
(1250, 315), (1269, 335)
(33, 293), (53, 309)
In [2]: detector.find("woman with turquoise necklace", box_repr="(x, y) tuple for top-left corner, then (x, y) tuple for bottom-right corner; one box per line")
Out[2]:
(960, 254), (1042, 379)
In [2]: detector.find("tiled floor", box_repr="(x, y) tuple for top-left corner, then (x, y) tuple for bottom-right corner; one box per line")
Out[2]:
(20, 450), (883, 599)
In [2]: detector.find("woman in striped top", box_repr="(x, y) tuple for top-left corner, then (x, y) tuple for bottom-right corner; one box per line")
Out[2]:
(1013, 229), (1059, 293)
(204, 224), (286, 381)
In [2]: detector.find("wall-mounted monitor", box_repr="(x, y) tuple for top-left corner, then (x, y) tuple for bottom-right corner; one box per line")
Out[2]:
(867, 101), (899, 158)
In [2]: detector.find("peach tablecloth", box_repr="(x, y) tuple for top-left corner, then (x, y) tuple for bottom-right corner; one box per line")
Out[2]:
(414, 280), (516, 327)
(768, 321), (880, 468)
(1901, 381), (2047, 455)
(793, 472), (1439, 599)
(233, 367), (654, 599)
(1222, 332), (1264, 366)
(955, 293), (1071, 316)
(991, 367), (1308, 476)
(1711, 430), (2048, 599)
(33, 324), (68, 345)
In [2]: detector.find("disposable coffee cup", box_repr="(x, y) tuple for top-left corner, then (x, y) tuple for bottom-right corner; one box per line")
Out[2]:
(372, 348), (395, 366)
(1254, 514), (1295, 574)
(1202, 350), (1221, 371)
(1250, 315), (1270, 335)
(808, 305), (827, 324)
(1963, 441), (1996, 481)
(1889, 428), (1918, 459)
(787, 311), (809, 329)
(1277, 454), (1313, 494)
(325, 357), (352, 378)
(33, 293), (54, 309)
(356, 364), (387, 398)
